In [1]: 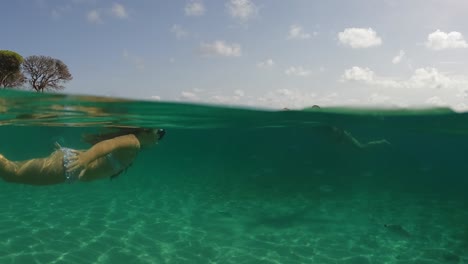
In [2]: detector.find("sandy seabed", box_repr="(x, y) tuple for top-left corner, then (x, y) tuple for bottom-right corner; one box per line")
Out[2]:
(0, 180), (467, 264)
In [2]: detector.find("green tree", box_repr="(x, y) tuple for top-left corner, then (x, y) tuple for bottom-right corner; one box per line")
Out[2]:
(22, 55), (73, 92)
(0, 50), (25, 88)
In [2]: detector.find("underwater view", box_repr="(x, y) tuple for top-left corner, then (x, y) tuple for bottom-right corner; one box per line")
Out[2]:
(0, 90), (467, 264)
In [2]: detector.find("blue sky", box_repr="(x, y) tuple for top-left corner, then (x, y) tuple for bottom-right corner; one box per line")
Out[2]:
(3, 0), (468, 110)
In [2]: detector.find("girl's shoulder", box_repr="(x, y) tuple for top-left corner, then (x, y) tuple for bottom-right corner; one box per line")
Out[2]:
(110, 134), (141, 149)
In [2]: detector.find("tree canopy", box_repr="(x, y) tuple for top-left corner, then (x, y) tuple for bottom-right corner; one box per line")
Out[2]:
(0, 50), (25, 88)
(22, 55), (73, 92)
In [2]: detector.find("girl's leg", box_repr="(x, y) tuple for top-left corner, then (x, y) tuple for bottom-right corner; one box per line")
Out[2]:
(0, 151), (65, 185)
(0, 154), (21, 182)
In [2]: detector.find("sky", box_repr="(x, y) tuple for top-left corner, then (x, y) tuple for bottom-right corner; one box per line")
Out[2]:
(2, 0), (468, 110)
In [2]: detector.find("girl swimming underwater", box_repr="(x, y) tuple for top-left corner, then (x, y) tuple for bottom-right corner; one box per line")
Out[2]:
(0, 127), (165, 185)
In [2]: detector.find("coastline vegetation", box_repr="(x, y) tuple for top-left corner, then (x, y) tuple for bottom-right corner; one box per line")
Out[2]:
(0, 50), (72, 92)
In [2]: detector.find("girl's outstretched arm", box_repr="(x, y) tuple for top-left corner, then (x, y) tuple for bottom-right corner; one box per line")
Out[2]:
(66, 134), (140, 177)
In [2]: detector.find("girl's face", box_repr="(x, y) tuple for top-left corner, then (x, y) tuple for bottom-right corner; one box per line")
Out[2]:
(137, 129), (164, 146)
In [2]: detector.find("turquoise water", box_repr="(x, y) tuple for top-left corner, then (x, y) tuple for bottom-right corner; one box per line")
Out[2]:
(0, 90), (467, 263)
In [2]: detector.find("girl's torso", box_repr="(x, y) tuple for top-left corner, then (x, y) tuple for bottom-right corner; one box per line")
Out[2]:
(79, 147), (139, 182)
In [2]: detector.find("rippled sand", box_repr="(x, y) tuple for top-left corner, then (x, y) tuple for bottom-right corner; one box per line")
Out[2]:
(0, 179), (466, 264)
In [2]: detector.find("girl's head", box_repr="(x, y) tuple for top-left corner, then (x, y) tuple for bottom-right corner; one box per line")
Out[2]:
(134, 128), (166, 147)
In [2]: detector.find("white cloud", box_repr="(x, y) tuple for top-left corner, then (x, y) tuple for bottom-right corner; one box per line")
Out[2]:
(171, 24), (188, 39)
(338, 28), (382, 48)
(287, 25), (312, 40)
(180, 91), (199, 101)
(234, 89), (245, 97)
(342, 66), (375, 82)
(257, 59), (275, 68)
(111, 3), (128, 18)
(255, 89), (318, 109)
(86, 4), (129, 23)
(425, 30), (468, 50)
(226, 0), (257, 22)
(366, 93), (410, 108)
(285, 66), (312, 77)
(170, 66), (468, 110)
(425, 96), (446, 106)
(342, 66), (468, 91)
(151, 96), (161, 101)
(209, 91), (244, 104)
(211, 95), (243, 104)
(185, 0), (205, 16)
(123, 50), (145, 70)
(392, 50), (405, 64)
(178, 89), (245, 105)
(172, 88), (317, 109)
(87, 10), (102, 23)
(199, 41), (242, 57)
(407, 68), (451, 89)
(454, 103), (468, 112)
(368, 93), (391, 104)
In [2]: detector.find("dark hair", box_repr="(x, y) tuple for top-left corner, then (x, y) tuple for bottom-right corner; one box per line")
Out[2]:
(82, 126), (155, 145)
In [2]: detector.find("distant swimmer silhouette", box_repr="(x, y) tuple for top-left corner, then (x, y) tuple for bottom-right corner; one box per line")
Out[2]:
(0, 127), (165, 185)
(384, 224), (411, 238)
(325, 126), (391, 149)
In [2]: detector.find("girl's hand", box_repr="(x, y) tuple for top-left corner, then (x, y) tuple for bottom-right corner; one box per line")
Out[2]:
(66, 150), (91, 179)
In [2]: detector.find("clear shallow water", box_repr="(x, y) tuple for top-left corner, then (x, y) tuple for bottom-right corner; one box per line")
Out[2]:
(0, 90), (467, 263)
